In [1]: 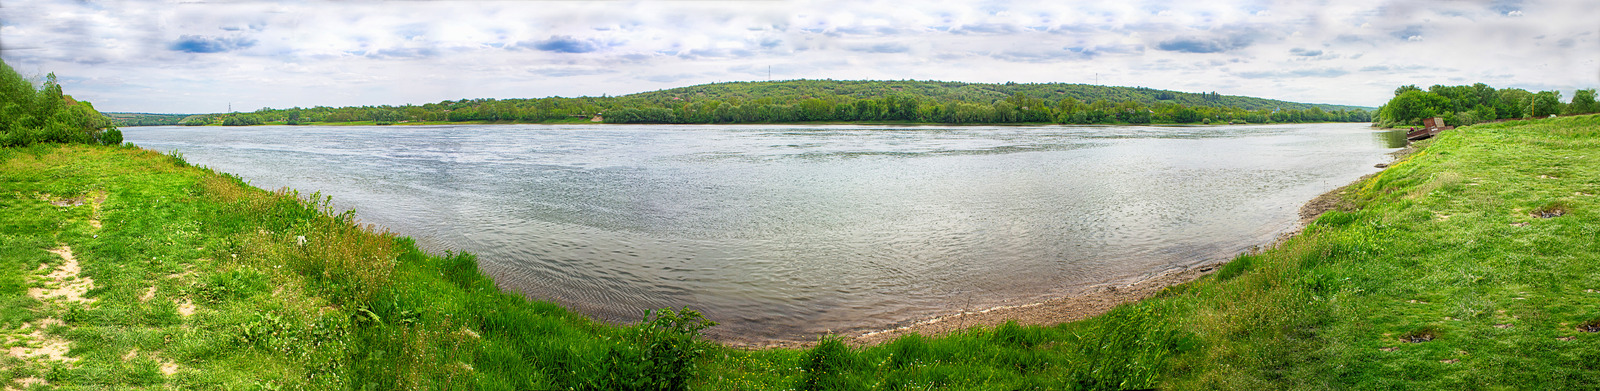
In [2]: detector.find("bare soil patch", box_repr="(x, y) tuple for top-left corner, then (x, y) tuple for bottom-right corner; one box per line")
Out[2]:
(4, 319), (78, 364)
(176, 299), (196, 317)
(29, 246), (96, 304)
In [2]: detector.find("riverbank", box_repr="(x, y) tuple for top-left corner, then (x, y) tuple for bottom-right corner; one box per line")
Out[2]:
(703, 114), (1600, 389)
(2, 114), (1596, 389)
(847, 169), (1365, 347)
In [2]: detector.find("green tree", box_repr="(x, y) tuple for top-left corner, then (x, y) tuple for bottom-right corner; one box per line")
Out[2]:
(1470, 104), (1496, 125)
(372, 109), (402, 125)
(1497, 88), (1534, 119)
(1171, 107), (1202, 123)
(1380, 90), (1450, 126)
(1471, 83), (1499, 107)
(1529, 91), (1562, 118)
(0, 61), (118, 146)
(1566, 89), (1598, 115)
(797, 99), (833, 121)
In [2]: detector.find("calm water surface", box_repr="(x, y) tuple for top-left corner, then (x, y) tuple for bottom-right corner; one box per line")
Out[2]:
(127, 123), (1403, 343)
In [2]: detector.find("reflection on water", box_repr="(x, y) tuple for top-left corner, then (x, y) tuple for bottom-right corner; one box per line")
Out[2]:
(126, 123), (1398, 343)
(1375, 128), (1411, 148)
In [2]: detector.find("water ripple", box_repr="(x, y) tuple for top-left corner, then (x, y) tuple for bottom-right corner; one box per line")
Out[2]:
(124, 123), (1403, 341)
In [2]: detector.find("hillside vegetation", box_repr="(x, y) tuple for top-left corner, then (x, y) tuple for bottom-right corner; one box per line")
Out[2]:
(124, 80), (1372, 127)
(0, 60), (119, 147)
(103, 113), (189, 127)
(631, 80), (1369, 112)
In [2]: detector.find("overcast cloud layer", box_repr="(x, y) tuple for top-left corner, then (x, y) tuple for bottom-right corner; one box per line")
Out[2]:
(2, 0), (1596, 113)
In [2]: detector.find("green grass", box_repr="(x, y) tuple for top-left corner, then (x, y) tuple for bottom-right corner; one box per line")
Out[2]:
(0, 114), (1597, 389)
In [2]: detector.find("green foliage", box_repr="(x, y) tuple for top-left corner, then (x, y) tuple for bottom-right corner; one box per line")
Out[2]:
(1379, 90), (1451, 126)
(798, 337), (860, 390)
(178, 115), (214, 126)
(0, 60), (118, 146)
(1568, 89), (1599, 115)
(220, 114), (263, 126)
(598, 308), (717, 391)
(1497, 88), (1535, 119)
(193, 268), (270, 304)
(1528, 90), (1563, 118)
(106, 113), (188, 127)
(1377, 82), (1597, 127)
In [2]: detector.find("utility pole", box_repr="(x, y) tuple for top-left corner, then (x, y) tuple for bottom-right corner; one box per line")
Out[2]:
(1094, 73), (1098, 85)
(767, 66), (771, 81)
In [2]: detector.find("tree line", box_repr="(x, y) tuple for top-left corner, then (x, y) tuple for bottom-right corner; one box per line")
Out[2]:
(599, 92), (1372, 125)
(145, 80), (1372, 127)
(1374, 83), (1599, 127)
(1, 60), (120, 146)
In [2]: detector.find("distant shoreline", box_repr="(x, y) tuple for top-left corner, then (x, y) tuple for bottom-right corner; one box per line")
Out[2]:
(121, 120), (1371, 128)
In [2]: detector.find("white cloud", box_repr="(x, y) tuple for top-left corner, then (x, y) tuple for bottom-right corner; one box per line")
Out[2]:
(1, 0), (1595, 112)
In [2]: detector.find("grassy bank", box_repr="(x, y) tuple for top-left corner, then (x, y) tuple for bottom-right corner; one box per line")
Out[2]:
(1, 115), (1596, 389)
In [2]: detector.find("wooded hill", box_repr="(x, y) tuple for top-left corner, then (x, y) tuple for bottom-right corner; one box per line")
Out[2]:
(103, 112), (190, 127)
(117, 79), (1375, 127)
(632, 80), (1370, 112)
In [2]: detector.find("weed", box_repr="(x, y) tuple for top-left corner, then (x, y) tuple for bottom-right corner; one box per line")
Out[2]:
(798, 336), (859, 391)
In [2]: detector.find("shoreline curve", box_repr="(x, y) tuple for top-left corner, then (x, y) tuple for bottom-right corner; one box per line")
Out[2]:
(726, 167), (1377, 349)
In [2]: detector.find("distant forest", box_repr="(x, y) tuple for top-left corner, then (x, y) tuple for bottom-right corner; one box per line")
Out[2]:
(113, 80), (1375, 127)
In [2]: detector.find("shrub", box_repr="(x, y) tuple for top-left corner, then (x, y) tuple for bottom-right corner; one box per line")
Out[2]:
(0, 60), (117, 147)
(98, 127), (122, 145)
(598, 307), (717, 391)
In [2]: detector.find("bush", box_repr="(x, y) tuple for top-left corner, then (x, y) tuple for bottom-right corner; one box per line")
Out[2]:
(98, 128), (122, 145)
(0, 60), (118, 147)
(598, 307), (717, 391)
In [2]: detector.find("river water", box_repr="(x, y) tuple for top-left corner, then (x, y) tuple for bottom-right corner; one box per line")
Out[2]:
(126, 123), (1404, 343)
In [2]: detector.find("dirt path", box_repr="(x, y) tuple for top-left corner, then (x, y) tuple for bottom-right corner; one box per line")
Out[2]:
(27, 246), (96, 304)
(6, 245), (95, 389)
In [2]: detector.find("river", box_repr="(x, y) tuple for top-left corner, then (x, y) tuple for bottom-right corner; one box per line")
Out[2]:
(126, 123), (1404, 343)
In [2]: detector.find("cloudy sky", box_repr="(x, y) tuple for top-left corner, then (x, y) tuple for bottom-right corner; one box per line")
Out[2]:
(2, 0), (1595, 113)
